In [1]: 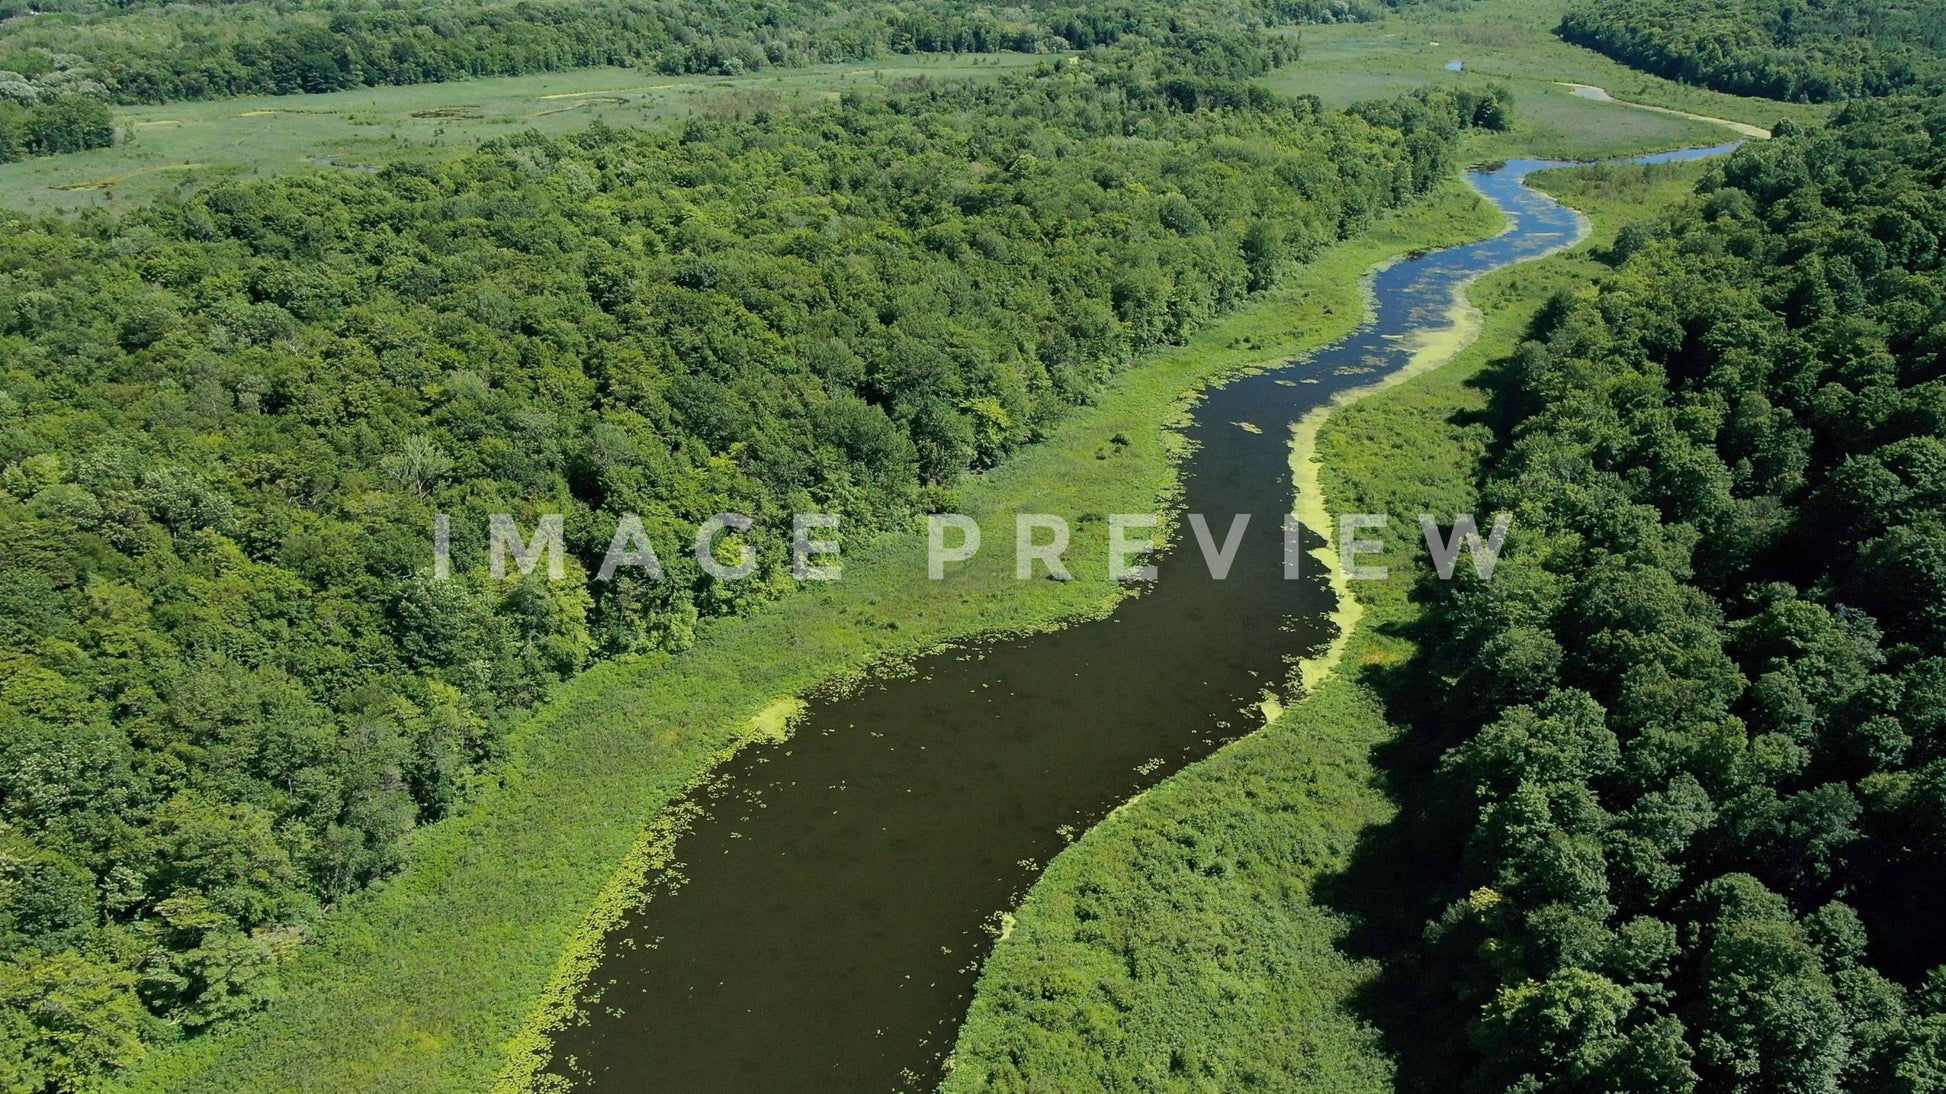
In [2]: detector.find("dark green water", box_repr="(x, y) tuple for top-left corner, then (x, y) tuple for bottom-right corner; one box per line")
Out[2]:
(550, 147), (1740, 1093)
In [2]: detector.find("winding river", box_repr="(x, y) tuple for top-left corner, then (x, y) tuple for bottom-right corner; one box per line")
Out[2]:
(550, 143), (1743, 1092)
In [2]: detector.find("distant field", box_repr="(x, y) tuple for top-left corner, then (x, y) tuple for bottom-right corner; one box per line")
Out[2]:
(1270, 0), (1831, 161)
(0, 53), (1046, 212)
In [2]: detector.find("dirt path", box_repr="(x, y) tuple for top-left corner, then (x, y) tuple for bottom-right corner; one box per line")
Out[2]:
(1559, 82), (1772, 139)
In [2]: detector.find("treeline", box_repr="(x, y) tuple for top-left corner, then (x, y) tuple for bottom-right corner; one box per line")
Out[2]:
(1413, 97), (1946, 1089)
(0, 0), (1397, 106)
(1559, 0), (1946, 102)
(0, 92), (111, 161)
(0, 40), (1508, 1088)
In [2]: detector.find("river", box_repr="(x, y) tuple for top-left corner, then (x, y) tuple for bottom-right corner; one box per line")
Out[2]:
(547, 143), (1742, 1093)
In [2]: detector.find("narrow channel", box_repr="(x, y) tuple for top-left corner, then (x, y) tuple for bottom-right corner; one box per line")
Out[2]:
(550, 145), (1740, 1093)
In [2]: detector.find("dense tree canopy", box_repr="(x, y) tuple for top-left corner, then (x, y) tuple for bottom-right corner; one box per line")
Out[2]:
(1559, 0), (1946, 102)
(1415, 96), (1946, 1091)
(0, 93), (112, 161)
(0, 38), (1507, 1087)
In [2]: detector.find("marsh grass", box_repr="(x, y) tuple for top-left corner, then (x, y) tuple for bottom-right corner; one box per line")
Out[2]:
(1264, 0), (1828, 162)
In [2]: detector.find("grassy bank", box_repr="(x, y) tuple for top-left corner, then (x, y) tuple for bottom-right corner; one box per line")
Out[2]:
(941, 159), (1715, 1091)
(111, 181), (1505, 1094)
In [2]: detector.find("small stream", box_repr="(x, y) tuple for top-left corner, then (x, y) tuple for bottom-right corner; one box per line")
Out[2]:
(549, 144), (1741, 1093)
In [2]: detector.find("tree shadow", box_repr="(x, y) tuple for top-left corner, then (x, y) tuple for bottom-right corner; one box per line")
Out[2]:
(1311, 313), (1569, 1090)
(1447, 288), (1579, 481)
(1310, 611), (1475, 1091)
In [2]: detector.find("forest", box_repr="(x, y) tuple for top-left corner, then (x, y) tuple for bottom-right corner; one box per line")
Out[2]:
(1558, 0), (1946, 102)
(0, 93), (112, 162)
(1400, 95), (1946, 1090)
(0, 23), (1510, 1087)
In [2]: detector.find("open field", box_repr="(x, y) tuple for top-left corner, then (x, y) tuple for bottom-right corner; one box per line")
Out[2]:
(0, 53), (1045, 212)
(944, 156), (1720, 1091)
(111, 177), (1507, 1094)
(1271, 0), (1830, 161)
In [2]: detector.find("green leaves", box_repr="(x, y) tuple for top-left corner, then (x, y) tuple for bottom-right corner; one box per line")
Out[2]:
(0, 949), (146, 1093)
(1560, 0), (1946, 102)
(0, 95), (113, 164)
(1410, 97), (1946, 1091)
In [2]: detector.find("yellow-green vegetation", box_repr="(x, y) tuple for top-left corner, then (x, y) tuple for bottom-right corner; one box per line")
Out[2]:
(941, 159), (1714, 1091)
(111, 181), (1504, 1094)
(1286, 242), (1497, 695)
(0, 54), (1044, 212)
(1268, 0), (1829, 160)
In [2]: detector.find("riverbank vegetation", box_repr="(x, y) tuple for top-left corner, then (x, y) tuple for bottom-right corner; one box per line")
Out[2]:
(952, 92), (1946, 1094)
(108, 150), (1507, 1094)
(944, 150), (1707, 1094)
(1559, 0), (1946, 102)
(0, 26), (1514, 1088)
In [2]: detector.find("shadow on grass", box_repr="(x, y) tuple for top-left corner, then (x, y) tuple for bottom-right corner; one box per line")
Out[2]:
(1309, 625), (1475, 1091)
(1309, 310), (1567, 1091)
(1449, 286), (1581, 480)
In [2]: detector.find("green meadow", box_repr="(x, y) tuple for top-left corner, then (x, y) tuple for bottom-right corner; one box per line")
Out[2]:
(0, 53), (1045, 212)
(1263, 0), (1829, 161)
(943, 155), (1721, 1092)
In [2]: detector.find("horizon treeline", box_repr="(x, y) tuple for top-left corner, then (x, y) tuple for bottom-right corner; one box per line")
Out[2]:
(0, 0), (1435, 108)
(1559, 0), (1946, 102)
(1412, 96), (1946, 1090)
(0, 34), (1511, 1088)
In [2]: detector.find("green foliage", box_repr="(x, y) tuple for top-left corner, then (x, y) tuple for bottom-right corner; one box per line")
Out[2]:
(111, 134), (1508, 1094)
(1559, 0), (1946, 102)
(0, 46), (1505, 1090)
(0, 950), (147, 1093)
(0, 95), (113, 162)
(1408, 96), (1946, 1090)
